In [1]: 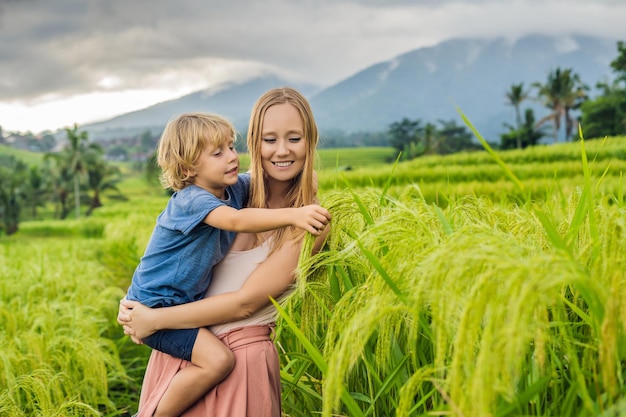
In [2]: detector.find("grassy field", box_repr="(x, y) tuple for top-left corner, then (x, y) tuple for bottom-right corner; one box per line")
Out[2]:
(0, 144), (44, 165)
(2, 138), (626, 416)
(237, 146), (396, 172)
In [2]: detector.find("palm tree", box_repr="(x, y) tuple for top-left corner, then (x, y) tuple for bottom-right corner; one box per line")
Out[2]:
(387, 118), (423, 160)
(611, 40), (626, 84)
(435, 119), (479, 155)
(24, 165), (51, 218)
(533, 68), (588, 142)
(44, 159), (74, 219)
(533, 69), (565, 143)
(145, 150), (161, 185)
(557, 70), (589, 141)
(580, 42), (626, 139)
(0, 155), (28, 235)
(505, 83), (529, 149)
(48, 125), (103, 219)
(86, 159), (124, 216)
(500, 108), (548, 149)
(422, 122), (437, 155)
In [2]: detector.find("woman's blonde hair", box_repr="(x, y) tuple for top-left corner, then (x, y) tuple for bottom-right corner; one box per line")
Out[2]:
(246, 87), (319, 249)
(157, 112), (237, 191)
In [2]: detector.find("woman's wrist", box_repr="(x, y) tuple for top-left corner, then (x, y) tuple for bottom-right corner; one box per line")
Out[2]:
(153, 309), (166, 331)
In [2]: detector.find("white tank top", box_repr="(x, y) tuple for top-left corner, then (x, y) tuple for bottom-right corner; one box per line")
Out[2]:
(205, 240), (289, 335)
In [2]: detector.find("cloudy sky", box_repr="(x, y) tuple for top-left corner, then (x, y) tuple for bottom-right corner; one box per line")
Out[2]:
(0, 0), (623, 134)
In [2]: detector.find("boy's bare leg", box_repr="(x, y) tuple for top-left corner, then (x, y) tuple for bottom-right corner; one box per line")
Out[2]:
(152, 328), (235, 417)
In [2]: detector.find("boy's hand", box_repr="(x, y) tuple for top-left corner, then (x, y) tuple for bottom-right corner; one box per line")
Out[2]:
(118, 299), (159, 342)
(292, 205), (331, 235)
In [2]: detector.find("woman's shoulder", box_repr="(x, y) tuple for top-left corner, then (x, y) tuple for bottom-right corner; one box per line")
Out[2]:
(229, 232), (273, 252)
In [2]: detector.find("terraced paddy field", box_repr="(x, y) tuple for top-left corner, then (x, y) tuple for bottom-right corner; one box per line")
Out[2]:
(2, 137), (626, 416)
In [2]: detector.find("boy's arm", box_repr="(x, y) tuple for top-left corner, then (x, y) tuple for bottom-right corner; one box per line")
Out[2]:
(204, 204), (330, 235)
(119, 227), (330, 339)
(201, 224), (327, 324)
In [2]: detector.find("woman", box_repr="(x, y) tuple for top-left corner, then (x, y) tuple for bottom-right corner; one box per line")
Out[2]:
(119, 86), (328, 416)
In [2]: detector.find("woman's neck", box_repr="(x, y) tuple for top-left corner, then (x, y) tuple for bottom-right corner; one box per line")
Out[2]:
(265, 180), (291, 209)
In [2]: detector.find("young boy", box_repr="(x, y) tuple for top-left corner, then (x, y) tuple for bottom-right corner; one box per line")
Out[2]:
(125, 113), (330, 417)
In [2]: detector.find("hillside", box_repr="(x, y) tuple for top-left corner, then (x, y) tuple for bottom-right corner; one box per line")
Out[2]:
(79, 75), (321, 142)
(74, 34), (619, 145)
(310, 34), (618, 142)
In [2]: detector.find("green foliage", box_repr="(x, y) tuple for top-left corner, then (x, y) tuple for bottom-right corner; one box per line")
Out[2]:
(500, 108), (547, 149)
(504, 82), (530, 149)
(144, 151), (160, 186)
(0, 237), (141, 416)
(41, 124), (126, 222)
(0, 154), (28, 235)
(318, 137), (626, 205)
(0, 126), (126, 236)
(278, 147), (626, 415)
(24, 164), (53, 218)
(387, 118), (424, 157)
(0, 144), (44, 166)
(386, 118), (480, 161)
(3, 138), (626, 415)
(579, 42), (626, 139)
(1, 37), (621, 416)
(17, 218), (106, 238)
(86, 159), (125, 216)
(316, 147), (397, 170)
(533, 67), (589, 142)
(237, 147), (396, 174)
(434, 118), (482, 155)
(580, 88), (626, 139)
(0, 183), (164, 415)
(611, 40), (626, 84)
(319, 129), (389, 148)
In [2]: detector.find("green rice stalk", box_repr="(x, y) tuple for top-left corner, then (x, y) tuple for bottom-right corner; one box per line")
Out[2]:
(272, 298), (365, 417)
(456, 107), (525, 193)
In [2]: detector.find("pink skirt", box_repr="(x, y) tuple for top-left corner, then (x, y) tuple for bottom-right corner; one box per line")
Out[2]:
(136, 324), (281, 417)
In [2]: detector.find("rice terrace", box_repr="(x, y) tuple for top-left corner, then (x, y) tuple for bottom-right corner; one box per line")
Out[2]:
(1, 123), (626, 417)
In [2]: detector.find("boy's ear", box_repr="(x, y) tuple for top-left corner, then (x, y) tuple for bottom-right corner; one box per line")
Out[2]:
(184, 168), (196, 178)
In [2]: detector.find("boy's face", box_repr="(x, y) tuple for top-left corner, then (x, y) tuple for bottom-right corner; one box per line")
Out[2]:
(190, 137), (239, 197)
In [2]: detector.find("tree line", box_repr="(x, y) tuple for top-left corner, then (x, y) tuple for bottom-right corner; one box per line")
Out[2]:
(387, 40), (626, 158)
(0, 125), (125, 235)
(2, 41), (624, 235)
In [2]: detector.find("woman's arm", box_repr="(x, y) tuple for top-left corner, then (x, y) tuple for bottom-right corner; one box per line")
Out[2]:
(119, 227), (329, 340)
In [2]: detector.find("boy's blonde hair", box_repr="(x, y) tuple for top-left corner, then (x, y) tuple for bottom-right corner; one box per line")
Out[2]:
(247, 87), (319, 250)
(157, 112), (237, 191)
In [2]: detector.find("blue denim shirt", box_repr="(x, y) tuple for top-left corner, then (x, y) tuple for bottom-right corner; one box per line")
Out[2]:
(126, 173), (250, 307)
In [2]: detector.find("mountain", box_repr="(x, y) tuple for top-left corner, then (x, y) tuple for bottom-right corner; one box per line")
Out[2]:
(78, 34), (619, 145)
(309, 34), (618, 142)
(80, 75), (321, 142)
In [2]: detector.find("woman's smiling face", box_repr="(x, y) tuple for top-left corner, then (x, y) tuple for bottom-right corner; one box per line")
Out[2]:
(260, 102), (306, 182)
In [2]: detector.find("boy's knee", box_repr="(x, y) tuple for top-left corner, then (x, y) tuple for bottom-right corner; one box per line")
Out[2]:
(192, 332), (235, 378)
(214, 345), (235, 376)
(195, 342), (234, 375)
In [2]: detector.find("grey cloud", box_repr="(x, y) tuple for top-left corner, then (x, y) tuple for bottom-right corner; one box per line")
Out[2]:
(0, 0), (623, 103)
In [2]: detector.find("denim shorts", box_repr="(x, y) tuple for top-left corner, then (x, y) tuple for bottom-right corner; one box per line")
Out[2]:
(142, 328), (199, 362)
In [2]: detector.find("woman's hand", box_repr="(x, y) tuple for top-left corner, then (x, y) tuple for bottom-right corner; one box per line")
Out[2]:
(117, 299), (143, 345)
(117, 299), (160, 342)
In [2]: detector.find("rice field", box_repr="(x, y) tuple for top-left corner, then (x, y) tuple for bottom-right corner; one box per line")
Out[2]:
(0, 144), (44, 166)
(238, 146), (396, 172)
(1, 137), (626, 416)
